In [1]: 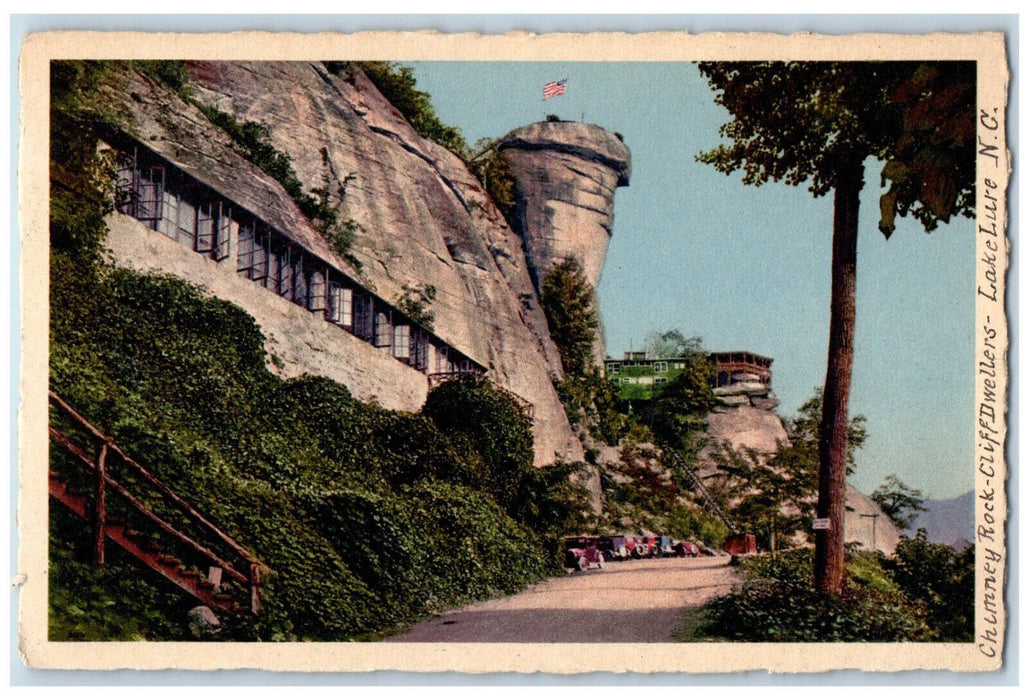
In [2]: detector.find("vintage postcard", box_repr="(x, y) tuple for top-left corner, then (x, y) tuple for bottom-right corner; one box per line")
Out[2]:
(16, 28), (1010, 675)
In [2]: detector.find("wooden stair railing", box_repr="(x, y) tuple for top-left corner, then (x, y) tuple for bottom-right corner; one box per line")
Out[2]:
(660, 442), (741, 534)
(47, 390), (268, 614)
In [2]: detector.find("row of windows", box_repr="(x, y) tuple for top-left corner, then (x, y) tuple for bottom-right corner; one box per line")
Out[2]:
(606, 361), (670, 375)
(114, 145), (483, 378)
(611, 376), (667, 386)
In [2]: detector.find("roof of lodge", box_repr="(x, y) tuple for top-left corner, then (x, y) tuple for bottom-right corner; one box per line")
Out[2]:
(709, 351), (774, 365)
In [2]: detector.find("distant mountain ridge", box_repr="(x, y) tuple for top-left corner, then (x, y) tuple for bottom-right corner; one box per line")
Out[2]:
(906, 490), (975, 548)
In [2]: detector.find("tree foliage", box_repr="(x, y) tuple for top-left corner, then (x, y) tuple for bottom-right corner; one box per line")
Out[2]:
(871, 474), (927, 530)
(884, 530), (975, 641)
(646, 351), (714, 457)
(696, 61), (975, 236)
(642, 329), (702, 359)
(539, 258), (600, 377)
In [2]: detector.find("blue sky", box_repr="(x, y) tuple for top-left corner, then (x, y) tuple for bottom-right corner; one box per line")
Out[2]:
(409, 61), (976, 500)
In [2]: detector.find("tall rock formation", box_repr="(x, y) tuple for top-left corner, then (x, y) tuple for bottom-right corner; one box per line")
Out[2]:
(498, 120), (630, 366)
(498, 121), (631, 292)
(97, 61), (633, 466)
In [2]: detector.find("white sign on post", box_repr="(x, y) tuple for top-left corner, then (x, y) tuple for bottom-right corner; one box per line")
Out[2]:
(812, 518), (832, 530)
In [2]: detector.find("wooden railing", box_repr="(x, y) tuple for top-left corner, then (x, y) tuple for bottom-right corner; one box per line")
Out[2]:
(660, 442), (740, 534)
(48, 390), (267, 614)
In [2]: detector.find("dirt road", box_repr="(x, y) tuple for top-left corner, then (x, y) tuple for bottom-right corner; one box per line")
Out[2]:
(387, 554), (738, 643)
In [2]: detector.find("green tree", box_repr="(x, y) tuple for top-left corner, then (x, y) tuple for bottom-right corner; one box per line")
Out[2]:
(647, 350), (714, 458)
(871, 474), (927, 530)
(697, 61), (975, 592)
(885, 529), (975, 641)
(642, 329), (703, 359)
(539, 258), (600, 377)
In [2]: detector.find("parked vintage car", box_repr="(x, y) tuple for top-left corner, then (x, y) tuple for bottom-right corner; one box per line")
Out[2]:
(598, 535), (629, 562)
(674, 540), (700, 557)
(563, 536), (605, 571)
(632, 536), (658, 558)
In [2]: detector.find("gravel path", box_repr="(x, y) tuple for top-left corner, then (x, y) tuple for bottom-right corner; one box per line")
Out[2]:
(386, 554), (738, 643)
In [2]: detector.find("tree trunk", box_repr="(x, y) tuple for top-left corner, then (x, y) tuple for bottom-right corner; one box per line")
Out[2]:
(814, 158), (864, 594)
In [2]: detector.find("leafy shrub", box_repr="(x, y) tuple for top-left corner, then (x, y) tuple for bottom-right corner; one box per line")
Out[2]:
(701, 577), (932, 642)
(422, 376), (534, 511)
(696, 549), (933, 642)
(884, 530), (975, 641)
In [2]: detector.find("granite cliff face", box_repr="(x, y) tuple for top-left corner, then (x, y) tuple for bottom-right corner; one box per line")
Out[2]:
(98, 62), (636, 466)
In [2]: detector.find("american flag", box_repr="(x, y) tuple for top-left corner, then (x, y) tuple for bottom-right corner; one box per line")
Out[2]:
(542, 79), (567, 100)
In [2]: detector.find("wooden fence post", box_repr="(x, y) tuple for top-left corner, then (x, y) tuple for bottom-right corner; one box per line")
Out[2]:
(94, 442), (108, 567)
(250, 563), (262, 615)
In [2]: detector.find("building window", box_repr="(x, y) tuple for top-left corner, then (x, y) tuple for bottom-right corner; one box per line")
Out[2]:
(114, 142), (491, 380)
(240, 224), (270, 283)
(353, 292), (374, 342)
(606, 362), (620, 374)
(654, 361), (668, 373)
(434, 344), (450, 373)
(654, 377), (668, 385)
(292, 256), (309, 308)
(327, 282), (353, 326)
(342, 287), (354, 326)
(393, 325), (411, 360)
(374, 309), (392, 349)
(411, 329), (429, 371)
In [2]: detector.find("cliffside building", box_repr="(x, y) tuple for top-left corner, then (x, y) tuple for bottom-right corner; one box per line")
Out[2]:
(605, 350), (774, 403)
(110, 135), (486, 385)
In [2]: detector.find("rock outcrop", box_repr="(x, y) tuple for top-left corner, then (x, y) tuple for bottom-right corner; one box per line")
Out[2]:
(99, 61), (626, 465)
(702, 382), (789, 469)
(701, 380), (900, 554)
(844, 484), (902, 556)
(498, 120), (631, 292)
